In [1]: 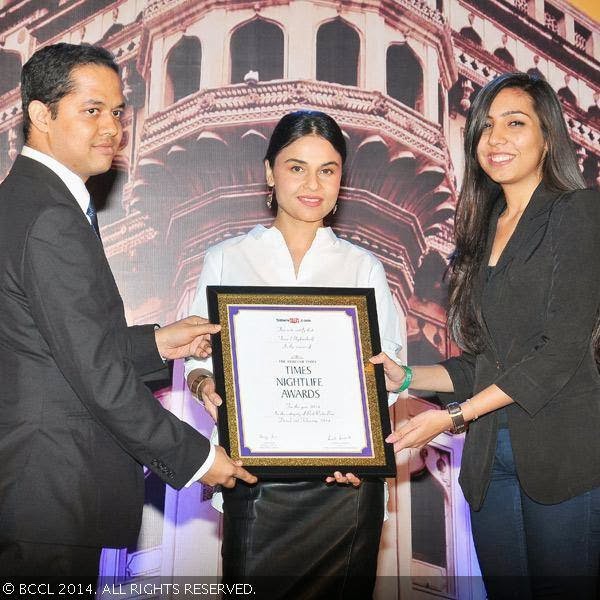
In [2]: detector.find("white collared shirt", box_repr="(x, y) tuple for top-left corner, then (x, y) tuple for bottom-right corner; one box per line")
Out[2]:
(185, 224), (406, 508)
(186, 224), (405, 377)
(21, 146), (93, 223)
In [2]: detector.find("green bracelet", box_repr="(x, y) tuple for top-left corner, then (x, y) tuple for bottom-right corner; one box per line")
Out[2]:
(393, 365), (413, 393)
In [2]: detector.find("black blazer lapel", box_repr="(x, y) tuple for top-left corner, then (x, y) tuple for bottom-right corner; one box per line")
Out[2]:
(14, 155), (101, 242)
(13, 155), (84, 213)
(486, 181), (559, 277)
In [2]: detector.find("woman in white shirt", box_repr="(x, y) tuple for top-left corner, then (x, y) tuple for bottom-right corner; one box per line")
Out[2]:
(185, 111), (404, 598)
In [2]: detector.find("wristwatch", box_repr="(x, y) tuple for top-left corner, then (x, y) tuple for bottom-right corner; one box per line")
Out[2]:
(446, 402), (467, 434)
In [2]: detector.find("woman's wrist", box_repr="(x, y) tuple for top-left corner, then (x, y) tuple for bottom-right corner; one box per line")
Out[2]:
(460, 398), (479, 423)
(188, 370), (213, 398)
(392, 365), (413, 393)
(190, 375), (208, 398)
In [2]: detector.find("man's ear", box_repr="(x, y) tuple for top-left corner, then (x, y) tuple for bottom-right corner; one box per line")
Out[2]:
(28, 100), (52, 134)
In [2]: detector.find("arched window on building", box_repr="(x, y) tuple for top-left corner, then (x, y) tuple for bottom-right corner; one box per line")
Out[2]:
(574, 21), (593, 55)
(459, 26), (482, 45)
(438, 83), (445, 126)
(165, 36), (201, 105)
(515, 0), (533, 15)
(581, 151), (598, 189)
(230, 18), (284, 84)
(0, 131), (9, 179)
(493, 47), (515, 67)
(410, 447), (450, 573)
(587, 103), (600, 123)
(414, 252), (449, 312)
(544, 2), (565, 37)
(527, 67), (545, 80)
(316, 18), (359, 86)
(125, 468), (166, 569)
(98, 22), (125, 45)
(386, 44), (424, 112)
(0, 50), (22, 96)
(411, 469), (446, 568)
(557, 85), (577, 107)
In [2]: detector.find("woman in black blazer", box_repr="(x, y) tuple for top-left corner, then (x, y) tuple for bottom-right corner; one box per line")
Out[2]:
(373, 73), (600, 599)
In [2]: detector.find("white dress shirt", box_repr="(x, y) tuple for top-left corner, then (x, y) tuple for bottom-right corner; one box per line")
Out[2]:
(186, 224), (404, 377)
(185, 224), (406, 507)
(21, 146), (215, 485)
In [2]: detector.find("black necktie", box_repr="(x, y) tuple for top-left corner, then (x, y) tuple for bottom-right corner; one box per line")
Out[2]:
(86, 198), (101, 239)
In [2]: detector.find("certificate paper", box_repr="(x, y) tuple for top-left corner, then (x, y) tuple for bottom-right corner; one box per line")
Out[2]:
(207, 287), (396, 477)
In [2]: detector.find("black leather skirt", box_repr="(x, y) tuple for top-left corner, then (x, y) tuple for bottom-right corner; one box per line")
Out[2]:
(221, 479), (384, 599)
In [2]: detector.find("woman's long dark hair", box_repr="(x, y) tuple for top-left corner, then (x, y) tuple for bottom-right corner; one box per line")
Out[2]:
(447, 72), (593, 356)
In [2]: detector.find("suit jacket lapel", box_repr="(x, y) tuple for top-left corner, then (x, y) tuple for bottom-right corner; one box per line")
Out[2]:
(487, 181), (557, 277)
(13, 155), (102, 243)
(14, 155), (84, 213)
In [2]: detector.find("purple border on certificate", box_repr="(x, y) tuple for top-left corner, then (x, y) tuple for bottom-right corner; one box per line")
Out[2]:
(227, 304), (374, 458)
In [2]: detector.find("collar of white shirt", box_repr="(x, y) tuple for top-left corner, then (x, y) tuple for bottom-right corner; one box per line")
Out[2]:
(21, 146), (91, 217)
(249, 223), (338, 247)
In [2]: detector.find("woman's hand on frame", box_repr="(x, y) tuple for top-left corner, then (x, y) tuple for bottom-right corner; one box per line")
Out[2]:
(386, 409), (453, 452)
(369, 352), (407, 392)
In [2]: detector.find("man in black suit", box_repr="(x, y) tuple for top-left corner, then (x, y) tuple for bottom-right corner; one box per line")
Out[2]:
(0, 43), (256, 577)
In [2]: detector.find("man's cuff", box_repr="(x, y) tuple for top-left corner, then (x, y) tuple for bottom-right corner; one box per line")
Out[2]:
(184, 444), (216, 487)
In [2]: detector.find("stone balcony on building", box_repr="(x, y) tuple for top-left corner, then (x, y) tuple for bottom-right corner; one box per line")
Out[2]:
(0, 88), (23, 134)
(143, 0), (446, 29)
(563, 103), (600, 156)
(458, 0), (599, 82)
(138, 79), (451, 165)
(453, 38), (600, 157)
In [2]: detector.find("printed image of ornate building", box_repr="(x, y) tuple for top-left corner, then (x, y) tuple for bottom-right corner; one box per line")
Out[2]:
(0, 0), (597, 597)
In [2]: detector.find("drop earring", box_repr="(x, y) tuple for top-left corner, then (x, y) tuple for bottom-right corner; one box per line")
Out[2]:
(266, 187), (273, 209)
(332, 203), (338, 215)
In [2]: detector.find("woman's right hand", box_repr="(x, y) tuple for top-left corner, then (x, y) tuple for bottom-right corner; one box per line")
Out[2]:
(369, 352), (407, 392)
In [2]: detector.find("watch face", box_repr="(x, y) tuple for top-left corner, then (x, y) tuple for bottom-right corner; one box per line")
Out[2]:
(447, 403), (460, 415)
(447, 403), (466, 433)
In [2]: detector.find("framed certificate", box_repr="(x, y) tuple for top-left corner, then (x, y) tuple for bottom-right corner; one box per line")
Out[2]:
(207, 286), (396, 478)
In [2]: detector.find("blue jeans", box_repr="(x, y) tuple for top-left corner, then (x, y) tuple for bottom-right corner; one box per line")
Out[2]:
(470, 428), (600, 599)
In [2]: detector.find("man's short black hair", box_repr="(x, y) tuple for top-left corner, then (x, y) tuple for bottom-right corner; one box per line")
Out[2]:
(21, 43), (119, 142)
